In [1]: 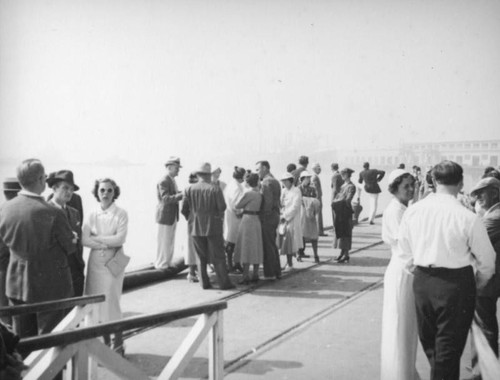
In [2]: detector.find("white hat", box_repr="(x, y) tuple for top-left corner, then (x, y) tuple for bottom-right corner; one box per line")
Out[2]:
(280, 172), (294, 181)
(387, 169), (410, 186)
(299, 171), (312, 179)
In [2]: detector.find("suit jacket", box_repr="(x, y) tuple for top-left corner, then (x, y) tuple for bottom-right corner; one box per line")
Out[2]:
(156, 175), (180, 225)
(479, 203), (500, 297)
(184, 181), (226, 237)
(311, 174), (322, 199)
(358, 168), (385, 194)
(0, 194), (75, 303)
(47, 192), (84, 224)
(331, 171), (344, 203)
(260, 174), (281, 218)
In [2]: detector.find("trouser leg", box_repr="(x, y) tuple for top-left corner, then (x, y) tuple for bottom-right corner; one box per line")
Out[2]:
(193, 236), (211, 289)
(225, 242), (235, 271)
(207, 235), (234, 289)
(261, 218), (281, 278)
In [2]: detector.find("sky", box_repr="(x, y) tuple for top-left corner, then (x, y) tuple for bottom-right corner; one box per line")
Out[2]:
(1, 0), (500, 167)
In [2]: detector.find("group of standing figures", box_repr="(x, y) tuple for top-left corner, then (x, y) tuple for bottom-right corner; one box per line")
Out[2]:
(153, 154), (383, 289)
(380, 162), (500, 380)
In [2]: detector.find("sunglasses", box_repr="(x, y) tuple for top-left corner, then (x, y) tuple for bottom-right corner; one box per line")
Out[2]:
(99, 188), (114, 193)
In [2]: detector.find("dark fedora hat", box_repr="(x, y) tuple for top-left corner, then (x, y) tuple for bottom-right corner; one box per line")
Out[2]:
(46, 170), (80, 191)
(3, 177), (21, 192)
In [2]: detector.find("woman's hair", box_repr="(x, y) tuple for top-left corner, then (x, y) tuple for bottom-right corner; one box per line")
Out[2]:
(233, 166), (246, 180)
(286, 163), (297, 173)
(245, 173), (259, 187)
(388, 173), (415, 194)
(92, 178), (121, 201)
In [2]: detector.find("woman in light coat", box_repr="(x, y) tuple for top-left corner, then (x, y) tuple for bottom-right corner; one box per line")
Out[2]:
(223, 166), (246, 271)
(83, 178), (128, 355)
(279, 172), (303, 269)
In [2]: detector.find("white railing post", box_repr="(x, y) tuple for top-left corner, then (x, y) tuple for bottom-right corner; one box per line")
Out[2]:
(208, 310), (224, 380)
(85, 303), (99, 380)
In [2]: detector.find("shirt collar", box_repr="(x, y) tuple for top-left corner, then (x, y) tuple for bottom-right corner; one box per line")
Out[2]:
(19, 189), (44, 198)
(485, 202), (500, 217)
(98, 202), (117, 215)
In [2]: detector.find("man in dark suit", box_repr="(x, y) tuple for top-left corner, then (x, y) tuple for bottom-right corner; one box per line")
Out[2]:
(358, 161), (385, 224)
(330, 163), (343, 235)
(291, 155), (309, 186)
(183, 162), (234, 290)
(0, 159), (76, 338)
(47, 170), (85, 297)
(311, 163), (325, 236)
(470, 177), (500, 379)
(256, 160), (282, 280)
(155, 156), (183, 269)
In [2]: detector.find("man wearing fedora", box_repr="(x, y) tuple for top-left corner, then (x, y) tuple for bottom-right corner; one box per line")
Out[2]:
(183, 162), (235, 290)
(470, 177), (500, 379)
(155, 156), (183, 269)
(0, 159), (76, 339)
(47, 170), (85, 297)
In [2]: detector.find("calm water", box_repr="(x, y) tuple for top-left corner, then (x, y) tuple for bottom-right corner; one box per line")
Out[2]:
(0, 161), (482, 271)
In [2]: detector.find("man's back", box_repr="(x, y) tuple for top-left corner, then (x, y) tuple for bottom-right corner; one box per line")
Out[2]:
(359, 168), (384, 193)
(261, 175), (281, 215)
(331, 171), (343, 201)
(399, 193), (494, 279)
(0, 194), (74, 302)
(185, 182), (226, 236)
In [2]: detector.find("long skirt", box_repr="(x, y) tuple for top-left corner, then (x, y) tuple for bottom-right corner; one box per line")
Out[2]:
(85, 248), (125, 322)
(234, 215), (264, 265)
(380, 257), (420, 380)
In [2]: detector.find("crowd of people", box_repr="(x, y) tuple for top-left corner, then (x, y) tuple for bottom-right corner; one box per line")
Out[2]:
(380, 162), (500, 380)
(0, 156), (499, 379)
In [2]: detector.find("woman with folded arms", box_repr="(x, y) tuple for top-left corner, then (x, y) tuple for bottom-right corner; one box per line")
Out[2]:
(82, 178), (128, 356)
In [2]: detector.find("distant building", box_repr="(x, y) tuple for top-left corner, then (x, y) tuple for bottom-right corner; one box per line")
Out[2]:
(338, 139), (500, 169)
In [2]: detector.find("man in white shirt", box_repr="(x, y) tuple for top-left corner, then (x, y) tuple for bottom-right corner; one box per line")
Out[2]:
(399, 160), (495, 380)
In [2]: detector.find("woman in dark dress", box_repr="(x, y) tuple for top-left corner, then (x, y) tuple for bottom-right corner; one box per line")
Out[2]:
(332, 168), (356, 263)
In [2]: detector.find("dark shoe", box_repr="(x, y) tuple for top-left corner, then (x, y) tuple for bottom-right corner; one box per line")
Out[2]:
(334, 255), (344, 262)
(202, 283), (213, 290)
(233, 263), (244, 273)
(296, 256), (302, 262)
(238, 278), (250, 285)
(337, 256), (350, 263)
(314, 256), (320, 263)
(250, 277), (260, 283)
(299, 254), (310, 258)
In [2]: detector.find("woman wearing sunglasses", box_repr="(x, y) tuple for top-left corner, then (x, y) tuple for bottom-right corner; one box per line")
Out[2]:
(82, 178), (128, 356)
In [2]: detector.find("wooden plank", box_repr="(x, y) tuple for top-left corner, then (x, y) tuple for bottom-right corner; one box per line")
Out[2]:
(19, 301), (228, 352)
(157, 312), (217, 380)
(24, 344), (78, 380)
(72, 343), (89, 380)
(24, 303), (97, 369)
(208, 310), (224, 380)
(86, 338), (150, 380)
(0, 294), (105, 317)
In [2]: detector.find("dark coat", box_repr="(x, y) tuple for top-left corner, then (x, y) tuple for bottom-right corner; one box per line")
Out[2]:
(0, 194), (75, 303)
(331, 171), (344, 203)
(479, 203), (500, 298)
(358, 168), (385, 194)
(184, 181), (226, 237)
(156, 175), (180, 225)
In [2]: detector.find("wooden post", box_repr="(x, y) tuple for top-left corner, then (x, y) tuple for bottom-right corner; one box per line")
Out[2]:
(208, 310), (224, 380)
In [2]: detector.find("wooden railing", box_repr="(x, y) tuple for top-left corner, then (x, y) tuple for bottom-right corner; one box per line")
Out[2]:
(15, 300), (227, 380)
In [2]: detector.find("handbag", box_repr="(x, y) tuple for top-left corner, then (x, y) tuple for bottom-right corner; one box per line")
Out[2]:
(105, 247), (130, 277)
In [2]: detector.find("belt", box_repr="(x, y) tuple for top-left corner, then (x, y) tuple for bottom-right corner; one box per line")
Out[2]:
(416, 265), (472, 275)
(242, 211), (260, 215)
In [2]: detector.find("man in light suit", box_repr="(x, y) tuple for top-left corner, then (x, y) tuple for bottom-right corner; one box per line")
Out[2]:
(183, 162), (234, 290)
(470, 177), (500, 379)
(0, 159), (76, 338)
(155, 157), (183, 269)
(47, 170), (85, 297)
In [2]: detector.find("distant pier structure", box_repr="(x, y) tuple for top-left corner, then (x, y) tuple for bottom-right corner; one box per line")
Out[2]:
(338, 139), (500, 170)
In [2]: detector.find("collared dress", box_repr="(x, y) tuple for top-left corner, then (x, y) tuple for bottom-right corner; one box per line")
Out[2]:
(299, 184), (320, 241)
(380, 198), (420, 380)
(83, 203), (128, 322)
(234, 189), (263, 265)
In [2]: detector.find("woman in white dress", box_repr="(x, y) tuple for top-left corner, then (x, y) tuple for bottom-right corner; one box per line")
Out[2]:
(223, 167), (246, 272)
(82, 178), (128, 355)
(279, 172), (303, 269)
(380, 169), (420, 380)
